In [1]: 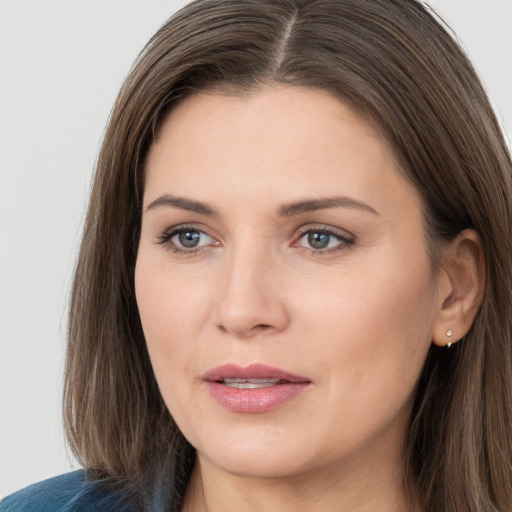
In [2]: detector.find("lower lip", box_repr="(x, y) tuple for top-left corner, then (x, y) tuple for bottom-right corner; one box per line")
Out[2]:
(205, 381), (310, 413)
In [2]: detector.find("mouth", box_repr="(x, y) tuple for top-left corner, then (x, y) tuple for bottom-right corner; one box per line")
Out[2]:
(203, 363), (310, 383)
(220, 378), (288, 389)
(203, 364), (311, 413)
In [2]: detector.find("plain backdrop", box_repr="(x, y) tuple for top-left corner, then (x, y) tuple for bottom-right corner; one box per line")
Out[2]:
(1, 0), (511, 498)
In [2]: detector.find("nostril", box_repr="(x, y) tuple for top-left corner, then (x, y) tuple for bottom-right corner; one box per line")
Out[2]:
(254, 324), (272, 331)
(216, 321), (274, 338)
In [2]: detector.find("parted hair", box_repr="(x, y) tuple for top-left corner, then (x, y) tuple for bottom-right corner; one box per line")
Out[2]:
(64, 1), (512, 510)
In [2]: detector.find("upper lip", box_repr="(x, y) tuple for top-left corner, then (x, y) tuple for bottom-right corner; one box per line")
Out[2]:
(203, 363), (311, 383)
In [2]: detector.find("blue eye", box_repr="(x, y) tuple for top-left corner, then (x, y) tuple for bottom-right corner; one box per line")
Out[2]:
(297, 229), (354, 252)
(158, 227), (216, 252)
(305, 232), (332, 250)
(173, 230), (207, 248)
(172, 229), (214, 249)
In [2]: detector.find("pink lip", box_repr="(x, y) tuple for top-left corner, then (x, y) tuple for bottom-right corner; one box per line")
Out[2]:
(203, 364), (312, 413)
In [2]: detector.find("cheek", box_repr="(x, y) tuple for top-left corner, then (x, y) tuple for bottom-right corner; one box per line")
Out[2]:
(287, 267), (436, 459)
(134, 256), (212, 382)
(296, 259), (435, 333)
(292, 250), (438, 398)
(135, 262), (214, 432)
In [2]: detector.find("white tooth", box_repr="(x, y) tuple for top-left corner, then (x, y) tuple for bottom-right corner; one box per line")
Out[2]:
(222, 378), (283, 389)
(224, 381), (277, 389)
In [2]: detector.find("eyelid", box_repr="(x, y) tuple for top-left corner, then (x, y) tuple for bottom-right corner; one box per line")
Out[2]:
(295, 223), (355, 241)
(156, 223), (220, 253)
(293, 224), (356, 253)
(154, 222), (355, 255)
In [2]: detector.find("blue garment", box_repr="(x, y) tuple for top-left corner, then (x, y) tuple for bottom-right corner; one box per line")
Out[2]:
(0, 470), (136, 512)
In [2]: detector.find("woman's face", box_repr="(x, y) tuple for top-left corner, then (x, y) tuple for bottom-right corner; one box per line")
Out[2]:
(135, 85), (445, 480)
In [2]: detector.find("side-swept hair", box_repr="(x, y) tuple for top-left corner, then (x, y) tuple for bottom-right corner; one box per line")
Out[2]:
(64, 1), (512, 510)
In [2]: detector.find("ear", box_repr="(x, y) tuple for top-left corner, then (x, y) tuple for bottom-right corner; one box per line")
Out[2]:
(432, 229), (486, 347)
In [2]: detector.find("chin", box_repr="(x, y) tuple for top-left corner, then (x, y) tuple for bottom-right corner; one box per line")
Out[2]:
(202, 450), (313, 480)
(192, 424), (318, 479)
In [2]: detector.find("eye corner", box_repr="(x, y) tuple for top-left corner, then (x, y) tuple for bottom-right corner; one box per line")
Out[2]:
(154, 224), (221, 254)
(293, 225), (356, 255)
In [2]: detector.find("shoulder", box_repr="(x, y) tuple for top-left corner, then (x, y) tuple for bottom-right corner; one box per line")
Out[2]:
(0, 470), (136, 512)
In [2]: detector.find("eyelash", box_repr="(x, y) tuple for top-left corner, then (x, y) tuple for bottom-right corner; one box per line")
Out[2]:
(156, 224), (355, 255)
(156, 224), (215, 254)
(294, 225), (355, 254)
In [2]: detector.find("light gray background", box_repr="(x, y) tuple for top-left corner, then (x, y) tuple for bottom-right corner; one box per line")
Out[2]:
(1, 0), (511, 498)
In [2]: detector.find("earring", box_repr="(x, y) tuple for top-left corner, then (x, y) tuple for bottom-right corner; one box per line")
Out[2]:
(446, 329), (453, 348)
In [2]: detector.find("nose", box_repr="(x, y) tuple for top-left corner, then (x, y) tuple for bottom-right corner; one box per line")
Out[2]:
(214, 246), (290, 339)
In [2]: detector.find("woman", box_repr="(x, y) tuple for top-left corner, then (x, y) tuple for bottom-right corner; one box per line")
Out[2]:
(2, 0), (511, 511)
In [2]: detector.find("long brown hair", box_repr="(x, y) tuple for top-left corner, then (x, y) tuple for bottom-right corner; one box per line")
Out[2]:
(64, 1), (512, 510)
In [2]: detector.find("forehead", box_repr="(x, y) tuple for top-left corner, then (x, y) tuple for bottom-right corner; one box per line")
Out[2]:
(153, 85), (384, 149)
(143, 85), (419, 218)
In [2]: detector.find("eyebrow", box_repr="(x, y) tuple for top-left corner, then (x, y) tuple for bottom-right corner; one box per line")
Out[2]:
(146, 195), (218, 216)
(278, 197), (379, 217)
(145, 194), (379, 217)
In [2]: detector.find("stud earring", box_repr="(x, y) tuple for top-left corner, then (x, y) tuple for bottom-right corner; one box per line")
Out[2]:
(446, 329), (453, 348)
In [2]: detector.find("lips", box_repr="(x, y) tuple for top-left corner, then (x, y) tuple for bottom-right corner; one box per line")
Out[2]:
(203, 364), (311, 413)
(222, 378), (286, 389)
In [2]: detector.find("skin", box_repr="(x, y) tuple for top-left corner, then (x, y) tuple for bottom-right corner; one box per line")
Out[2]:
(135, 85), (481, 512)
